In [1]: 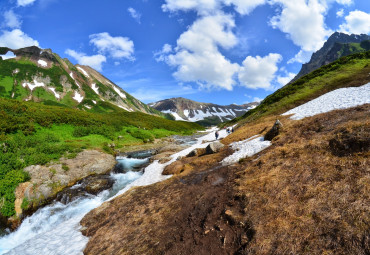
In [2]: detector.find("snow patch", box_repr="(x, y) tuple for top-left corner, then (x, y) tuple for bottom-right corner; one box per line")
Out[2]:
(85, 105), (91, 109)
(92, 100), (97, 104)
(22, 80), (45, 91)
(73, 91), (84, 103)
(113, 87), (126, 99)
(118, 105), (130, 111)
(91, 83), (99, 95)
(161, 110), (186, 121)
(38, 59), (47, 67)
(48, 88), (60, 99)
(283, 83), (370, 120)
(183, 109), (190, 117)
(77, 67), (89, 77)
(221, 136), (271, 165)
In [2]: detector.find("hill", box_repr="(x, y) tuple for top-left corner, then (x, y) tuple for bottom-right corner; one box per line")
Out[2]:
(290, 32), (370, 83)
(149, 97), (259, 125)
(0, 46), (160, 115)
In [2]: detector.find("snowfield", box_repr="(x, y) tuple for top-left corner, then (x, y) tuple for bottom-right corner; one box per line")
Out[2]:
(91, 83), (99, 95)
(283, 83), (370, 120)
(221, 136), (271, 165)
(77, 67), (89, 77)
(38, 59), (47, 67)
(48, 88), (60, 99)
(113, 87), (126, 99)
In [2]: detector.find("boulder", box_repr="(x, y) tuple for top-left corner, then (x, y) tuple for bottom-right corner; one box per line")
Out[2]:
(264, 120), (283, 141)
(205, 141), (224, 154)
(186, 148), (206, 157)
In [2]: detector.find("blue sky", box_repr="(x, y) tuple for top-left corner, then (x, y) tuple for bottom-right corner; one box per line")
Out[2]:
(0, 0), (369, 105)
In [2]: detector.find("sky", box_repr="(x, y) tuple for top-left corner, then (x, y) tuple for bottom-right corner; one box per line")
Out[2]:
(0, 0), (369, 105)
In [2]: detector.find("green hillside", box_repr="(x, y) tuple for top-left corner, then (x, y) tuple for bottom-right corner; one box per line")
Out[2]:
(231, 51), (370, 125)
(0, 98), (202, 217)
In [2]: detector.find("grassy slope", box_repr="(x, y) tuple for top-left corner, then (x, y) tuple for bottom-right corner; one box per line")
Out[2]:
(0, 98), (202, 217)
(229, 51), (370, 125)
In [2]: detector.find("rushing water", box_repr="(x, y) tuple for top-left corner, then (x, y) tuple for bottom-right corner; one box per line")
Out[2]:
(0, 157), (148, 255)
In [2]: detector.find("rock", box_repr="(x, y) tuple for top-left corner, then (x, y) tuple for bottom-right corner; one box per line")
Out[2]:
(84, 175), (114, 195)
(205, 141), (224, 154)
(186, 148), (206, 157)
(264, 120), (283, 141)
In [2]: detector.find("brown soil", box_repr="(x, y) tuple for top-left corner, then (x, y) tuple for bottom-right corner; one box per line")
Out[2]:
(81, 104), (370, 255)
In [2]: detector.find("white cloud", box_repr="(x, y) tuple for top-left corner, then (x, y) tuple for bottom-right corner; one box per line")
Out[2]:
(335, 0), (352, 5)
(238, 53), (282, 89)
(89, 32), (135, 60)
(269, 0), (332, 52)
(336, 8), (344, 18)
(17, 0), (36, 7)
(223, 0), (266, 15)
(277, 72), (296, 86)
(0, 29), (39, 49)
(154, 43), (173, 62)
(3, 10), (22, 29)
(65, 49), (106, 71)
(160, 14), (239, 90)
(339, 10), (370, 34)
(162, 0), (266, 15)
(253, 97), (263, 102)
(127, 7), (141, 24)
(288, 49), (312, 64)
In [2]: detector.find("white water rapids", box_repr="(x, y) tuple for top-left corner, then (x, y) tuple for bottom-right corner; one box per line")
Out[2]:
(0, 128), (229, 254)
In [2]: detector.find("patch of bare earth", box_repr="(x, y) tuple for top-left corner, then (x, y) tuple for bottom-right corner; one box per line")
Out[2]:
(81, 104), (369, 255)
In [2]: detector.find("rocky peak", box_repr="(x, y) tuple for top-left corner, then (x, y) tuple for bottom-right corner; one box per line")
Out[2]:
(290, 32), (370, 83)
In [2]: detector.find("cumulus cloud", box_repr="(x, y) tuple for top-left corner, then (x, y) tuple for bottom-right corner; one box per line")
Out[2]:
(270, 0), (332, 52)
(89, 32), (135, 60)
(17, 0), (36, 7)
(159, 14), (239, 90)
(3, 10), (22, 29)
(127, 7), (141, 24)
(339, 10), (370, 34)
(65, 49), (106, 71)
(277, 72), (296, 86)
(0, 29), (39, 49)
(238, 53), (282, 89)
(288, 49), (312, 64)
(223, 0), (266, 15)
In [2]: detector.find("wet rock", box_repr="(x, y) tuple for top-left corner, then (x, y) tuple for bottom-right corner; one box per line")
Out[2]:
(205, 141), (224, 154)
(85, 175), (114, 195)
(264, 120), (283, 141)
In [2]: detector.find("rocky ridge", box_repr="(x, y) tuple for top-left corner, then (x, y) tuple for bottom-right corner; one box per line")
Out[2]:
(149, 97), (259, 124)
(291, 32), (370, 83)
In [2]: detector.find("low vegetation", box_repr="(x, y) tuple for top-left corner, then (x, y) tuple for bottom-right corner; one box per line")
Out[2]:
(0, 97), (202, 217)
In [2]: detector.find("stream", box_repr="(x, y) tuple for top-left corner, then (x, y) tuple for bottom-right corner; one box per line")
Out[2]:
(0, 128), (225, 255)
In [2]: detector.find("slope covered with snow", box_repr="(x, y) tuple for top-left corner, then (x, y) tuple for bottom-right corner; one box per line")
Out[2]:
(283, 83), (370, 120)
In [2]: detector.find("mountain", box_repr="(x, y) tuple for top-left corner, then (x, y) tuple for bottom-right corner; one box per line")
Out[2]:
(149, 97), (259, 125)
(291, 32), (370, 83)
(0, 46), (159, 115)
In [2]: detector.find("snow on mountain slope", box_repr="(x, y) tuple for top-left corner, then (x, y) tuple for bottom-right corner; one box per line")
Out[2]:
(283, 82), (370, 120)
(150, 97), (258, 123)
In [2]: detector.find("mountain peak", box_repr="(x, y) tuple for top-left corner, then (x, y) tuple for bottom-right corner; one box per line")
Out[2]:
(290, 32), (370, 83)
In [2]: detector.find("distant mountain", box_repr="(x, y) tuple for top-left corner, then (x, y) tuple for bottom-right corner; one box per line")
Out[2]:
(149, 97), (259, 125)
(0, 46), (159, 115)
(291, 32), (370, 83)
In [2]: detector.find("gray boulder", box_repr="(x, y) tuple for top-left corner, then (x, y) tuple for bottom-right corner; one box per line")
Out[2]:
(206, 141), (225, 154)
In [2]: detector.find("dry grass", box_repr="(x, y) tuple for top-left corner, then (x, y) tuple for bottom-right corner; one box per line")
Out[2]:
(235, 104), (370, 255)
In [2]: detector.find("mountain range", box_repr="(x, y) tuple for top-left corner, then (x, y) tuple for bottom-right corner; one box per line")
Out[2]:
(149, 97), (259, 125)
(0, 46), (159, 115)
(291, 32), (370, 83)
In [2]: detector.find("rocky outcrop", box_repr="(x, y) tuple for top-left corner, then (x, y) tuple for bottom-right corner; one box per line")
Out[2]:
(290, 32), (370, 83)
(14, 150), (115, 217)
